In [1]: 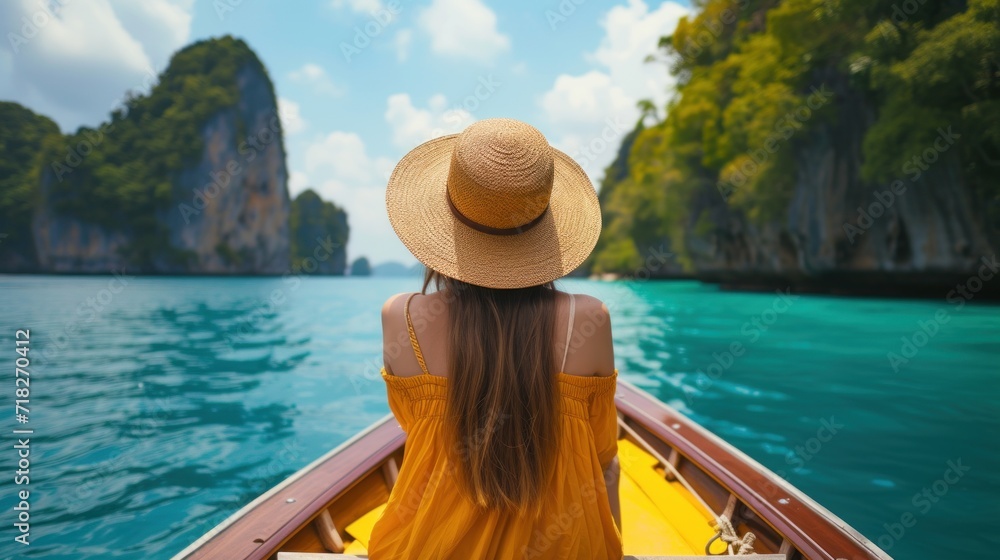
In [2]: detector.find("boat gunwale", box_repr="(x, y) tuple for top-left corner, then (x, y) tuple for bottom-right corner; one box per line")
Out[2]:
(170, 413), (401, 560)
(615, 379), (892, 560)
(175, 382), (893, 560)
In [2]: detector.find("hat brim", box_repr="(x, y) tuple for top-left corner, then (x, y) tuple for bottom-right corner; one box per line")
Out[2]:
(386, 134), (602, 289)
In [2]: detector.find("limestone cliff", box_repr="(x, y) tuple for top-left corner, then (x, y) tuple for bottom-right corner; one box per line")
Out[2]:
(592, 0), (1000, 295)
(690, 85), (994, 279)
(160, 61), (290, 274)
(3, 37), (298, 274)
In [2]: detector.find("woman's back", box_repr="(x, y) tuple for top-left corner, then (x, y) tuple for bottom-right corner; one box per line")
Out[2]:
(368, 289), (622, 559)
(380, 290), (616, 379)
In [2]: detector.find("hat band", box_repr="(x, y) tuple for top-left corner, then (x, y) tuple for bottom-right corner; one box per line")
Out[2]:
(446, 191), (548, 236)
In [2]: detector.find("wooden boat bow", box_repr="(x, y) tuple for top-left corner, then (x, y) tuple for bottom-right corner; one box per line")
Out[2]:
(172, 379), (892, 560)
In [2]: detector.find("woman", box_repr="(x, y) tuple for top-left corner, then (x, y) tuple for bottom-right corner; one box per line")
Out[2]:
(368, 118), (622, 559)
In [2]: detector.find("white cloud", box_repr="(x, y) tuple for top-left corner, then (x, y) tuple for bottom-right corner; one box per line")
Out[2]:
(289, 63), (342, 96)
(394, 29), (412, 62)
(418, 0), (509, 63)
(0, 0), (193, 131)
(296, 131), (411, 264)
(541, 71), (634, 132)
(278, 98), (305, 135)
(108, 0), (193, 65)
(331, 0), (383, 13)
(539, 0), (689, 183)
(384, 93), (473, 149)
(588, 0), (687, 109)
(288, 170), (310, 195)
(293, 88), (485, 264)
(305, 131), (393, 186)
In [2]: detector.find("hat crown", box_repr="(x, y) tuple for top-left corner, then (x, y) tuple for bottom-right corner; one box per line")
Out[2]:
(447, 119), (554, 230)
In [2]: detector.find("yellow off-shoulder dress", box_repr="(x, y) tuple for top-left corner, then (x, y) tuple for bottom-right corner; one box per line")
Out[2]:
(367, 293), (623, 559)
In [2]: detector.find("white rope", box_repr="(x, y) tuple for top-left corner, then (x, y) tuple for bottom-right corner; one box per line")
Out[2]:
(713, 515), (756, 555)
(615, 416), (760, 556)
(616, 416), (717, 516)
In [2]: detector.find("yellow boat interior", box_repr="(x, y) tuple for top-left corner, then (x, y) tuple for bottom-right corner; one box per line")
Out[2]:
(278, 436), (727, 558)
(174, 381), (888, 560)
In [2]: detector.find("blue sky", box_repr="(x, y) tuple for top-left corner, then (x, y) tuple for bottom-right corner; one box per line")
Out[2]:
(1, 0), (691, 265)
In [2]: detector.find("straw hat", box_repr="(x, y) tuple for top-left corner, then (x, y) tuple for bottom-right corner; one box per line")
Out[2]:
(386, 118), (602, 289)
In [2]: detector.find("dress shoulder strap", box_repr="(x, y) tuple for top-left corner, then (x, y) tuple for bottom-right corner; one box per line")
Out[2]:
(404, 292), (430, 376)
(560, 293), (576, 373)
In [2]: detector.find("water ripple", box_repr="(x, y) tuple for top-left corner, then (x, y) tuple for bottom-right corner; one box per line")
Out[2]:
(0, 277), (996, 560)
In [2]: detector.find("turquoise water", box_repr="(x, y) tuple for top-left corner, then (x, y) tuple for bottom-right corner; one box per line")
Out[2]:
(0, 276), (996, 559)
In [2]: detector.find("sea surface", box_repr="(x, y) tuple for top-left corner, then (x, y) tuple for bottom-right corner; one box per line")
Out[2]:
(0, 275), (996, 559)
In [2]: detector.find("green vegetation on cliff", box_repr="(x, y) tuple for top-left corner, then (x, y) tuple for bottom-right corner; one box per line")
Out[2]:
(42, 36), (275, 267)
(0, 103), (59, 265)
(290, 189), (350, 274)
(592, 0), (1000, 274)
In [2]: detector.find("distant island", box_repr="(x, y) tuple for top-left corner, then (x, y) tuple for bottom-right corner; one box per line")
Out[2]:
(370, 261), (424, 277)
(0, 36), (349, 275)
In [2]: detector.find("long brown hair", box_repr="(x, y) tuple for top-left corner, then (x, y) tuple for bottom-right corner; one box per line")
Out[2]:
(422, 268), (560, 514)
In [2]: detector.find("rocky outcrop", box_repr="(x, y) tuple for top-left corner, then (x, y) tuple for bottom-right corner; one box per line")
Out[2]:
(4, 37), (302, 274)
(680, 76), (997, 294)
(30, 206), (132, 272)
(350, 257), (372, 276)
(592, 1), (999, 296)
(31, 66), (291, 274)
(290, 189), (349, 275)
(161, 63), (290, 274)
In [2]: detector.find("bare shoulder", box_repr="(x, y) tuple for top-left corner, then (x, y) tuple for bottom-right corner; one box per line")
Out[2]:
(561, 292), (615, 377)
(572, 293), (610, 319)
(381, 292), (416, 376)
(568, 293), (613, 335)
(381, 292), (412, 320)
